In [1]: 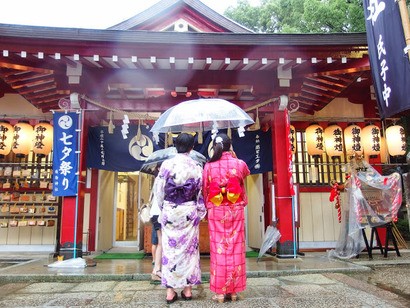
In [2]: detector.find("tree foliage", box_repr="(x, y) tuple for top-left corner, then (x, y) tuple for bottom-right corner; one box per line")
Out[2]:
(225, 0), (408, 33)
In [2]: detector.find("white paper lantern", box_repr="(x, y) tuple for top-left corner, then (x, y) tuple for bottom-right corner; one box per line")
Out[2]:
(12, 121), (33, 158)
(305, 123), (325, 156)
(289, 125), (297, 154)
(386, 125), (406, 156)
(0, 121), (14, 157)
(33, 121), (53, 157)
(362, 124), (381, 156)
(344, 124), (363, 156)
(324, 124), (343, 157)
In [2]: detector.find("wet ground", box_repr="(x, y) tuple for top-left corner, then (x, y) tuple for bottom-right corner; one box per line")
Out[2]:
(0, 250), (408, 307)
(0, 269), (409, 307)
(347, 264), (410, 302)
(0, 258), (31, 269)
(345, 250), (410, 306)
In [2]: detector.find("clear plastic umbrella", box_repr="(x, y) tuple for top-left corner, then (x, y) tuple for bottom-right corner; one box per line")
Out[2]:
(150, 98), (254, 134)
(258, 225), (281, 262)
(140, 147), (206, 175)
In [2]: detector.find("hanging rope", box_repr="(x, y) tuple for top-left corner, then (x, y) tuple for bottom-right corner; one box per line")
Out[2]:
(80, 95), (158, 121)
(329, 180), (343, 223)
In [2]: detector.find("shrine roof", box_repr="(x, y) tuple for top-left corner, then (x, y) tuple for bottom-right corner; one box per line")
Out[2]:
(0, 23), (367, 47)
(108, 0), (253, 33)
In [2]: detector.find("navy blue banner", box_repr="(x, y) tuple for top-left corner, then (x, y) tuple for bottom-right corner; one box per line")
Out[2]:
(192, 129), (273, 174)
(229, 129), (273, 174)
(363, 0), (410, 118)
(52, 112), (79, 196)
(87, 125), (162, 172)
(86, 126), (273, 174)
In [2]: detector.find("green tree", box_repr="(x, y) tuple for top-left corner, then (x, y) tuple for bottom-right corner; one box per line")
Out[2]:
(225, 0), (263, 32)
(225, 0), (369, 33)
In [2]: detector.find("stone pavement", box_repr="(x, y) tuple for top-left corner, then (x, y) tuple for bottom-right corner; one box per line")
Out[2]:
(0, 272), (408, 307)
(0, 251), (373, 283)
(0, 250), (409, 307)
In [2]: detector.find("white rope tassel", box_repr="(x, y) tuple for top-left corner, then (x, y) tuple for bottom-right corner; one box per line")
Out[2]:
(197, 122), (203, 144)
(108, 111), (115, 134)
(211, 121), (218, 140)
(198, 131), (203, 144)
(168, 132), (173, 146)
(227, 125), (232, 139)
(136, 119), (142, 141)
(255, 108), (260, 130)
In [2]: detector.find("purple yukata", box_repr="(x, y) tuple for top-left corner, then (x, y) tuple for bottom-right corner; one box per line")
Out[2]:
(154, 153), (206, 289)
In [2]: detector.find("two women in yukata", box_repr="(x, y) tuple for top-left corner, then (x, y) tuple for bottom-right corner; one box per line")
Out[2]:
(154, 132), (249, 304)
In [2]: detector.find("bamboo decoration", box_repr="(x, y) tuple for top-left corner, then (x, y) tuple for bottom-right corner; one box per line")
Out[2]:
(392, 222), (408, 249)
(398, 0), (410, 62)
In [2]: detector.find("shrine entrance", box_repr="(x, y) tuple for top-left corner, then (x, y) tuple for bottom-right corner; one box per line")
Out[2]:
(114, 172), (139, 247)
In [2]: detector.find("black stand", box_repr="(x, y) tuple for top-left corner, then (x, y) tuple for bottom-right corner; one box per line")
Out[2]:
(382, 222), (401, 257)
(360, 222), (401, 258)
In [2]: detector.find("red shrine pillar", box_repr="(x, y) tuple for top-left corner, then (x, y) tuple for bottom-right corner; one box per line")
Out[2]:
(58, 113), (87, 259)
(59, 195), (84, 259)
(271, 106), (296, 258)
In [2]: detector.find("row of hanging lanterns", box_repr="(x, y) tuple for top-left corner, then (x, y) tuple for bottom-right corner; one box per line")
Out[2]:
(0, 120), (53, 158)
(290, 122), (406, 158)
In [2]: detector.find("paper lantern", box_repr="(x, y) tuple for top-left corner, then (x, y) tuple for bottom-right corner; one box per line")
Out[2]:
(305, 123), (325, 156)
(0, 121), (14, 157)
(289, 125), (297, 154)
(12, 121), (33, 158)
(324, 124), (344, 157)
(362, 124), (381, 156)
(344, 124), (363, 156)
(33, 120), (53, 157)
(386, 125), (406, 156)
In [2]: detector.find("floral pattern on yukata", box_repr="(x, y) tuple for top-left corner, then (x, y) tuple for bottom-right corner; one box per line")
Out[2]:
(155, 153), (206, 289)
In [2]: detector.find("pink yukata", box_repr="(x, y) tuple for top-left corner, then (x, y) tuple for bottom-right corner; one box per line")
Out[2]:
(202, 151), (250, 295)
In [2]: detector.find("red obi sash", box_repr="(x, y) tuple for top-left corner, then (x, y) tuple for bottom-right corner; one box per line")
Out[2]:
(208, 177), (242, 206)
